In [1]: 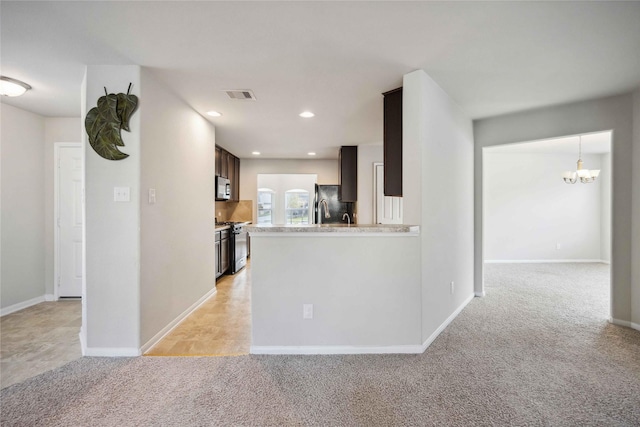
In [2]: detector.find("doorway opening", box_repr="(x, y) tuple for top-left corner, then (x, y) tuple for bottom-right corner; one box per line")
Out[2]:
(481, 131), (613, 321)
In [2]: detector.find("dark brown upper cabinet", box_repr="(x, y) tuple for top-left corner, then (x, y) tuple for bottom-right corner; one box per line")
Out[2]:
(220, 149), (229, 178)
(339, 145), (358, 202)
(383, 87), (402, 197)
(233, 156), (240, 201)
(226, 155), (241, 202)
(215, 146), (222, 177)
(215, 145), (241, 201)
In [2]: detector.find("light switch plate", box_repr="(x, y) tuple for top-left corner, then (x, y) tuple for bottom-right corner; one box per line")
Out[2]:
(114, 187), (130, 202)
(303, 304), (313, 319)
(148, 188), (156, 204)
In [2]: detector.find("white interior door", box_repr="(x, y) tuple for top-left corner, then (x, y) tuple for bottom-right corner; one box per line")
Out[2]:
(57, 145), (83, 297)
(374, 163), (403, 224)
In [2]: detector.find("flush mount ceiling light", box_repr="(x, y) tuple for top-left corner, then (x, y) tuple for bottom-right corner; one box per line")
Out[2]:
(562, 135), (601, 184)
(299, 111), (315, 118)
(307, 152), (316, 156)
(206, 111), (222, 117)
(0, 76), (32, 97)
(252, 151), (261, 155)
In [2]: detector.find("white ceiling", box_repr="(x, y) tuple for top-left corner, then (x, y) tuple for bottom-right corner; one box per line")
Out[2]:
(2, 2), (639, 159)
(486, 131), (612, 154)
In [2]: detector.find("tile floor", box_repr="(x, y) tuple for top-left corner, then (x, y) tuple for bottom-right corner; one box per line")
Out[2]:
(145, 262), (251, 356)
(1, 264), (250, 388)
(1, 300), (82, 389)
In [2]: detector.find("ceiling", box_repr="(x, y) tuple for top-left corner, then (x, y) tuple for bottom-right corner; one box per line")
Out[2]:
(2, 2), (639, 159)
(486, 131), (612, 154)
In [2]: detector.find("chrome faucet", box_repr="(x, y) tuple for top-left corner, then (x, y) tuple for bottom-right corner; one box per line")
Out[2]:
(318, 199), (330, 223)
(342, 212), (351, 225)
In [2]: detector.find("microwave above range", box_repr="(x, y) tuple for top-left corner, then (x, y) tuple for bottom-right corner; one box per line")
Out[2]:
(216, 176), (231, 200)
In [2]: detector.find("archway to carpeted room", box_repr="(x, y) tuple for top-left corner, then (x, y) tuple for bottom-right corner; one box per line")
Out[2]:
(481, 131), (612, 323)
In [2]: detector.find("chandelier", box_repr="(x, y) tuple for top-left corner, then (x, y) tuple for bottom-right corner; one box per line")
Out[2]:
(562, 136), (600, 184)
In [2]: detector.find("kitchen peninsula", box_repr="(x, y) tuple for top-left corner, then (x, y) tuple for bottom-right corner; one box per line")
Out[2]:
(246, 223), (423, 354)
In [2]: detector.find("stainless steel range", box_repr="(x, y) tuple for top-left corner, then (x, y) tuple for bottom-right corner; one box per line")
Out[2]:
(227, 222), (247, 274)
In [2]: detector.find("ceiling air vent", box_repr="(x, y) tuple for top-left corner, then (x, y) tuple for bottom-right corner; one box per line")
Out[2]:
(224, 89), (257, 101)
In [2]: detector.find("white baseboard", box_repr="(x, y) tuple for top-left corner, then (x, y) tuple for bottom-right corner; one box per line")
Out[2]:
(251, 293), (475, 356)
(44, 294), (56, 301)
(250, 344), (425, 355)
(610, 318), (630, 328)
(420, 293), (475, 352)
(140, 287), (218, 354)
(610, 318), (640, 332)
(78, 326), (139, 357)
(475, 291), (485, 297)
(485, 259), (605, 264)
(79, 327), (86, 356)
(84, 347), (141, 357)
(0, 295), (46, 316)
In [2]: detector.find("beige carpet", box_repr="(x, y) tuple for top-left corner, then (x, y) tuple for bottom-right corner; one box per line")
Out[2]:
(1, 263), (639, 426)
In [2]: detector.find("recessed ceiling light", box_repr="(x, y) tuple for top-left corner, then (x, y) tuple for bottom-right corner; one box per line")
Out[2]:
(299, 111), (315, 118)
(252, 151), (261, 155)
(307, 152), (316, 156)
(0, 76), (32, 97)
(207, 111), (222, 117)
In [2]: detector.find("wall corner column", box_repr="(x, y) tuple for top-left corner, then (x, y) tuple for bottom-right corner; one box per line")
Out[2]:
(83, 65), (142, 355)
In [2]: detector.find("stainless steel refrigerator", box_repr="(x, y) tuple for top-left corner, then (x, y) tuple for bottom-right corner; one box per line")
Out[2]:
(314, 184), (356, 224)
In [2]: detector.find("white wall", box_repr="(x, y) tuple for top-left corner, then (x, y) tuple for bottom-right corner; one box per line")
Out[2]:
(356, 143), (383, 224)
(601, 152), (612, 263)
(484, 152), (603, 261)
(256, 174), (316, 225)
(83, 66), (141, 353)
(402, 70), (475, 344)
(44, 118), (81, 296)
(474, 93), (635, 325)
(240, 159), (338, 223)
(632, 88), (640, 327)
(250, 233), (422, 350)
(0, 104), (46, 309)
(139, 68), (217, 346)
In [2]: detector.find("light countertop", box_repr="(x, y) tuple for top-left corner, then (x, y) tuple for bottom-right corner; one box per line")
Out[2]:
(245, 224), (419, 233)
(215, 221), (252, 232)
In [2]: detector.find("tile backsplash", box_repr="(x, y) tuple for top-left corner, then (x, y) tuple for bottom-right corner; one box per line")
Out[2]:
(215, 200), (253, 224)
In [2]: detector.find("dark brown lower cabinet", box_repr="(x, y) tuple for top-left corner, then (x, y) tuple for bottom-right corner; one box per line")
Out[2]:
(215, 229), (230, 279)
(221, 232), (230, 273)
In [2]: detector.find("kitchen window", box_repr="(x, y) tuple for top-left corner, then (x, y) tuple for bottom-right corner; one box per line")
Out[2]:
(285, 189), (309, 224)
(257, 189), (274, 224)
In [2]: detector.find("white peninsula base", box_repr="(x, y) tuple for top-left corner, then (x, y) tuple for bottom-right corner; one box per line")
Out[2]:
(247, 224), (423, 354)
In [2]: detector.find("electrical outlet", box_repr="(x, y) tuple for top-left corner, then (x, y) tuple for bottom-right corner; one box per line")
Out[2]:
(450, 281), (455, 294)
(114, 187), (130, 202)
(148, 188), (156, 204)
(303, 304), (313, 319)
(556, 243), (562, 250)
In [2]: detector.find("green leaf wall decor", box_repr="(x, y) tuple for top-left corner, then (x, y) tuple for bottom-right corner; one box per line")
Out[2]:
(85, 83), (139, 160)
